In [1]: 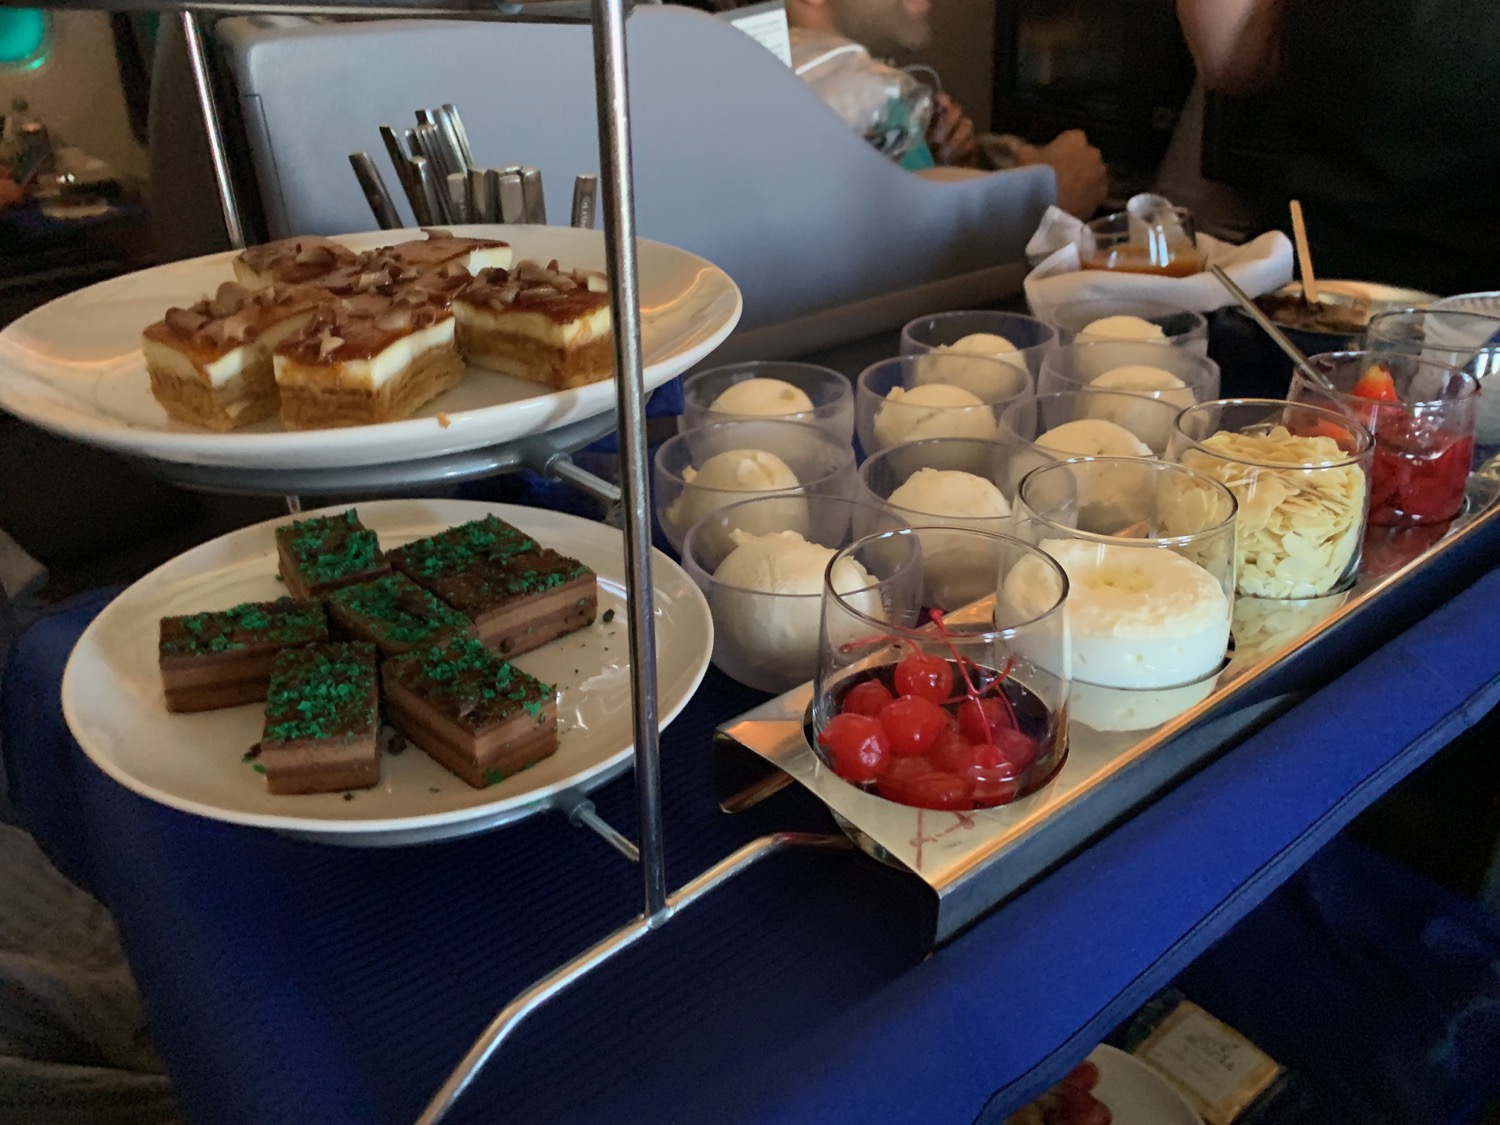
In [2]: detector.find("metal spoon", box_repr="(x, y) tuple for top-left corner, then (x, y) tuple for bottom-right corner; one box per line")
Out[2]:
(1210, 264), (1337, 392)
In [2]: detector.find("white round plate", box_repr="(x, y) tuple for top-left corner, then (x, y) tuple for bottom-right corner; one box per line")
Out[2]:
(0, 225), (741, 471)
(61, 499), (713, 846)
(1087, 1045), (1204, 1125)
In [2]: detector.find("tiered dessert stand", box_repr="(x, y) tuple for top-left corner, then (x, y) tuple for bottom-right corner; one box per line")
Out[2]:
(7, 0), (847, 1120)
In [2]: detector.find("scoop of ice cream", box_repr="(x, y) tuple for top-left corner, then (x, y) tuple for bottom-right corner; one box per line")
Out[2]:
(1005, 539), (1229, 689)
(666, 448), (808, 540)
(712, 529), (880, 686)
(1076, 315), (1166, 344)
(1036, 419), (1154, 459)
(886, 468), (1011, 522)
(871, 383), (998, 450)
(1090, 364), (1193, 408)
(1077, 367), (1192, 452)
(709, 378), (815, 418)
(918, 334), (1027, 400)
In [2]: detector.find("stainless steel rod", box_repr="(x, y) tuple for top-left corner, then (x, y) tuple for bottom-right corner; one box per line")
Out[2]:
(180, 10), (245, 249)
(590, 0), (667, 921)
(565, 797), (640, 862)
(539, 452), (623, 505)
(412, 833), (851, 1124)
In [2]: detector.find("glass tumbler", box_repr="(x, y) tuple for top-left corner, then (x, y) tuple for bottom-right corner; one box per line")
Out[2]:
(899, 310), (1057, 384)
(1289, 350), (1477, 526)
(1366, 307), (1500, 446)
(856, 354), (1034, 456)
(1046, 297), (1209, 355)
(1169, 399), (1373, 598)
(999, 389), (1186, 458)
(680, 360), (855, 447)
(811, 527), (1069, 811)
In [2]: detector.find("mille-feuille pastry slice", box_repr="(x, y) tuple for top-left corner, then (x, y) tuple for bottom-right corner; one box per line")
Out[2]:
(272, 293), (465, 430)
(233, 235), (356, 289)
(143, 281), (325, 431)
(383, 228), (512, 276)
(452, 260), (613, 390)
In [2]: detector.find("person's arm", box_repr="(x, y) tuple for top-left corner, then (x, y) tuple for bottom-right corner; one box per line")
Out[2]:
(1176, 0), (1286, 94)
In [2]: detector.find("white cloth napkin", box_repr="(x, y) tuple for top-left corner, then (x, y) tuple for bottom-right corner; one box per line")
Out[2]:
(1022, 205), (1295, 324)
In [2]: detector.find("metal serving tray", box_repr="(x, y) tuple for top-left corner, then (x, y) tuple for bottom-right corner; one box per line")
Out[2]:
(715, 476), (1500, 946)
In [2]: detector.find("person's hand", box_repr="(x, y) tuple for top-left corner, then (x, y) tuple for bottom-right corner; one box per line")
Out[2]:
(1017, 129), (1109, 219)
(926, 92), (977, 168)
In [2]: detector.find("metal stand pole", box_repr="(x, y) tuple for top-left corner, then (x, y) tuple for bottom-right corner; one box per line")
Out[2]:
(589, 0), (667, 919)
(180, 9), (246, 251)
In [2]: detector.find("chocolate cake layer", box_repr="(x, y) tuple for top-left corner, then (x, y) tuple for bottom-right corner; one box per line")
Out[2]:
(326, 572), (473, 657)
(259, 642), (379, 795)
(275, 509), (389, 599)
(382, 635), (556, 788)
(388, 516), (597, 658)
(160, 599), (327, 712)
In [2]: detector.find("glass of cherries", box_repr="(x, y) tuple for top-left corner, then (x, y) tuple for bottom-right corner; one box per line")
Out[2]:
(1290, 350), (1478, 526)
(810, 526), (1070, 812)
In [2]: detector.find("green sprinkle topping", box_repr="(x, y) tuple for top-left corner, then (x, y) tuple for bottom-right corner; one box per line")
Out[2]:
(394, 516), (540, 581)
(484, 767), (506, 785)
(252, 764), (266, 774)
(328, 573), (470, 650)
(388, 635), (553, 729)
(280, 509), (383, 586)
(262, 642), (377, 744)
(161, 599), (326, 657)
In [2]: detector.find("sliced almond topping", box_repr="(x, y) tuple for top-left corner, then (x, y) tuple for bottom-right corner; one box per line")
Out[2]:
(294, 243), (336, 266)
(375, 304), (414, 332)
(220, 312), (257, 342)
(584, 273), (608, 294)
(317, 332), (345, 359)
(164, 307), (210, 336)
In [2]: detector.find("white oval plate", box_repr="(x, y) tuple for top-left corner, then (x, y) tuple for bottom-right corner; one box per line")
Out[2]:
(61, 499), (713, 846)
(1088, 1044), (1204, 1125)
(0, 225), (741, 470)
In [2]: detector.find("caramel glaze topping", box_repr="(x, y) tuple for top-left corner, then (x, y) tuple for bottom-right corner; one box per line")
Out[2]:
(276, 292), (453, 365)
(385, 227), (510, 271)
(146, 282), (323, 354)
(237, 236), (357, 286)
(458, 260), (610, 326)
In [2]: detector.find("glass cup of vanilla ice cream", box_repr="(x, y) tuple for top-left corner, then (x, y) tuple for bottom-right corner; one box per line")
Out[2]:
(1038, 342), (1221, 416)
(1046, 298), (1209, 356)
(857, 436), (1052, 611)
(1169, 399), (1374, 599)
(1000, 388), (1187, 459)
(681, 494), (896, 693)
(1011, 457), (1238, 732)
(899, 310), (1057, 385)
(811, 527), (1070, 812)
(856, 354), (1035, 458)
(654, 418), (857, 555)
(680, 361), (855, 448)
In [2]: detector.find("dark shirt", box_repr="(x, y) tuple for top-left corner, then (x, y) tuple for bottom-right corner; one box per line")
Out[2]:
(1256, 0), (1500, 296)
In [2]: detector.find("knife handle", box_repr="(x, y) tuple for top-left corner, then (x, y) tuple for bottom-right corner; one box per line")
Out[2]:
(571, 174), (598, 229)
(349, 151), (401, 230)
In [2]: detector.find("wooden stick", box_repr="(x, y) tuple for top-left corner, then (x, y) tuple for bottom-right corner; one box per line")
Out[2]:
(1289, 199), (1321, 305)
